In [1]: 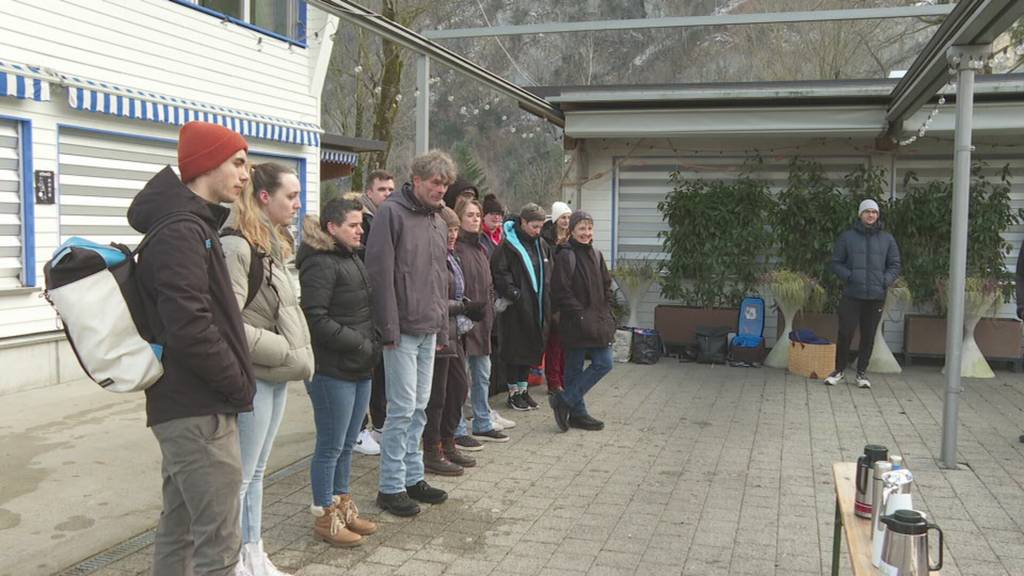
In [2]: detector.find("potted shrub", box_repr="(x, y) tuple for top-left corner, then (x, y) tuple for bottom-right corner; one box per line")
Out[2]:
(612, 256), (660, 328)
(655, 164), (774, 347)
(867, 278), (912, 374)
(893, 163), (1024, 367)
(760, 270), (824, 368)
(937, 277), (1002, 378)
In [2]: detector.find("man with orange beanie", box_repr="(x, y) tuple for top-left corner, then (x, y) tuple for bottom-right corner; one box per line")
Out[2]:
(127, 121), (256, 576)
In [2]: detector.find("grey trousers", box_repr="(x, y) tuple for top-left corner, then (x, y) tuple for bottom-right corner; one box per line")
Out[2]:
(151, 414), (243, 576)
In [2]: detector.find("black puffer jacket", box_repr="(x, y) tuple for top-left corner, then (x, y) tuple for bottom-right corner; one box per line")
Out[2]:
(491, 220), (551, 365)
(127, 166), (254, 427)
(552, 239), (616, 349)
(830, 220), (901, 301)
(297, 216), (380, 381)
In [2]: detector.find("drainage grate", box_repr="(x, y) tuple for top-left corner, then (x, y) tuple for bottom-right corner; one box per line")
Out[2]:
(59, 455), (311, 575)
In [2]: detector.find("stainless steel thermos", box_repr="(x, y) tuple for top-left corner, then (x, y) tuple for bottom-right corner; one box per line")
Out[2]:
(855, 444), (888, 518)
(880, 509), (943, 575)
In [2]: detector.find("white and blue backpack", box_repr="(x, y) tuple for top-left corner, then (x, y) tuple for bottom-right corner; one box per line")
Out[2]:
(43, 212), (206, 392)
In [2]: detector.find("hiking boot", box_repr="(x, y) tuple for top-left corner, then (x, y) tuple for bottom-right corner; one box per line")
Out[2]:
(310, 504), (361, 547)
(333, 494), (378, 536)
(472, 428), (510, 442)
(376, 491), (420, 517)
(856, 372), (872, 389)
(454, 434), (484, 451)
(442, 437), (476, 468)
(423, 442), (464, 476)
(491, 410), (516, 429)
(824, 370), (844, 386)
(568, 414), (604, 431)
(549, 393), (570, 432)
(522, 390), (539, 409)
(507, 393), (530, 412)
(406, 480), (448, 504)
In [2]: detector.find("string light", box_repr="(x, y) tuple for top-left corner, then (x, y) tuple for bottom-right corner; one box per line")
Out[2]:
(897, 80), (952, 147)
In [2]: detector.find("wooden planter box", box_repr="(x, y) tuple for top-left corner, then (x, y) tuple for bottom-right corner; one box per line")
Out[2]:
(654, 305), (738, 353)
(903, 314), (1023, 371)
(775, 311), (851, 349)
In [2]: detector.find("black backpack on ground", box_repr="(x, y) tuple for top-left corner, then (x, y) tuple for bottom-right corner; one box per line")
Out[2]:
(695, 326), (730, 364)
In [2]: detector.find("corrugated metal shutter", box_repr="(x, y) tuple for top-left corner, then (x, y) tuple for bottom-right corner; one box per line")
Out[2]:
(0, 120), (22, 289)
(58, 128), (300, 248)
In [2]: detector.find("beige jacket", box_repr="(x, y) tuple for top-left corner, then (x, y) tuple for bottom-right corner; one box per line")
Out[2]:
(221, 211), (314, 384)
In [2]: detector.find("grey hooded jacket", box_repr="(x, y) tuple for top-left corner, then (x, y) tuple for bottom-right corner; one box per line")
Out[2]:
(830, 220), (901, 301)
(365, 182), (449, 346)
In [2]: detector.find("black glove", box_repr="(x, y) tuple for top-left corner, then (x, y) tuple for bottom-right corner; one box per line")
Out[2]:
(464, 300), (486, 322)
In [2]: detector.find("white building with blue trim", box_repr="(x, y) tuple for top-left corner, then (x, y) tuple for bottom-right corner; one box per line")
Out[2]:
(0, 0), (344, 394)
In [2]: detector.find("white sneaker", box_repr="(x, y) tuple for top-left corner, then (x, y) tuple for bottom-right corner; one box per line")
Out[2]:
(236, 549), (256, 576)
(353, 428), (380, 455)
(824, 370), (844, 386)
(856, 373), (872, 389)
(242, 540), (291, 576)
(491, 410), (516, 429)
(369, 427), (382, 445)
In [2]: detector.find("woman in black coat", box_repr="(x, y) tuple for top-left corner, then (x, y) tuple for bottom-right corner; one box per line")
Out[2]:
(490, 203), (551, 412)
(297, 199), (380, 545)
(548, 211), (616, 432)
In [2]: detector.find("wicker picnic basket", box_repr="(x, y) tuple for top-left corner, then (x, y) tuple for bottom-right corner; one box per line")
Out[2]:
(788, 340), (836, 379)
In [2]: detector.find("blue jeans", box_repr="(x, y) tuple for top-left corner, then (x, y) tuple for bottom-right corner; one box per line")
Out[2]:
(380, 333), (436, 494)
(305, 374), (371, 508)
(455, 355), (495, 436)
(238, 379), (288, 544)
(562, 346), (614, 417)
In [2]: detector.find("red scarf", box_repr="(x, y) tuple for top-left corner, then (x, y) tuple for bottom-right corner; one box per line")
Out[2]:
(483, 222), (503, 245)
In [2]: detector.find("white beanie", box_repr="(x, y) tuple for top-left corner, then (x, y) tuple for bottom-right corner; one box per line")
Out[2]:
(859, 199), (880, 215)
(551, 201), (572, 222)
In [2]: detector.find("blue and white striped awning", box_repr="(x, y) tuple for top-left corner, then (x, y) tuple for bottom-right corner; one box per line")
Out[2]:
(321, 149), (359, 165)
(64, 75), (321, 146)
(0, 60), (51, 102)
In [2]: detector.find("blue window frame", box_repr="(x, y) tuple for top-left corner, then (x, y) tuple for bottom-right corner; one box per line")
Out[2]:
(170, 0), (307, 48)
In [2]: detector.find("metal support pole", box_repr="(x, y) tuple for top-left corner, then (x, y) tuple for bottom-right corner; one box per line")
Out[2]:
(940, 45), (987, 469)
(415, 54), (430, 155)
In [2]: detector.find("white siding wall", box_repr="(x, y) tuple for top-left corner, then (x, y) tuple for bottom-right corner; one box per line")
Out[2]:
(0, 0), (329, 391)
(568, 136), (1024, 353)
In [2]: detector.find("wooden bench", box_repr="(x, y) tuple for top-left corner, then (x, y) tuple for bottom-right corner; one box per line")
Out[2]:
(831, 462), (940, 575)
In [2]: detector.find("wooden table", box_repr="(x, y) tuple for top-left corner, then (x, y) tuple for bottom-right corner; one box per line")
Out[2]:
(831, 462), (940, 575)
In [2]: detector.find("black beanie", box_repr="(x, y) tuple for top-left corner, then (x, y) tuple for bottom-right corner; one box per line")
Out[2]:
(444, 178), (479, 209)
(482, 193), (504, 216)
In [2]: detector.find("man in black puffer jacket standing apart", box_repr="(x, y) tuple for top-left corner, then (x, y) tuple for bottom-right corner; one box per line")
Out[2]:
(824, 199), (901, 389)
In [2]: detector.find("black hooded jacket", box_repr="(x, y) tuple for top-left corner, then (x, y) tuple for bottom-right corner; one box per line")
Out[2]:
(127, 166), (255, 427)
(830, 219), (901, 301)
(296, 216), (380, 381)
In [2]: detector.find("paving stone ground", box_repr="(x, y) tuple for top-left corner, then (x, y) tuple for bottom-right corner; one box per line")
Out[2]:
(85, 362), (1024, 576)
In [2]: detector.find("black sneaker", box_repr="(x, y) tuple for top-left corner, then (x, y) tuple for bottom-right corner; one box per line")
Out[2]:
(521, 390), (539, 409)
(472, 428), (510, 442)
(549, 393), (570, 432)
(568, 414), (604, 431)
(406, 480), (448, 504)
(507, 393), (530, 412)
(454, 435), (485, 452)
(376, 491), (420, 517)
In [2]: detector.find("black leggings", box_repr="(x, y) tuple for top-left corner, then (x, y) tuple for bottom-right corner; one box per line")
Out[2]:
(835, 296), (884, 374)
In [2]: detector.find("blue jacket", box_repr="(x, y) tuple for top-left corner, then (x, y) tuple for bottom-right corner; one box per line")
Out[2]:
(830, 220), (901, 301)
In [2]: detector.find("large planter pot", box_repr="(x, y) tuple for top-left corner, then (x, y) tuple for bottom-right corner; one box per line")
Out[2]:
(654, 305), (738, 351)
(618, 278), (656, 329)
(903, 314), (1023, 372)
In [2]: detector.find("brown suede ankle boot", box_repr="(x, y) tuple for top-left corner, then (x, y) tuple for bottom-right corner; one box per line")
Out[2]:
(333, 494), (378, 536)
(311, 504), (361, 547)
(442, 437), (476, 468)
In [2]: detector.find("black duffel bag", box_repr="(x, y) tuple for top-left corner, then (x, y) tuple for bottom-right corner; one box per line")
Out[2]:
(695, 326), (731, 364)
(630, 328), (663, 365)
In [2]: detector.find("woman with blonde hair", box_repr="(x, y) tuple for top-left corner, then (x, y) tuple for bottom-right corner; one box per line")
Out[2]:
(222, 162), (314, 575)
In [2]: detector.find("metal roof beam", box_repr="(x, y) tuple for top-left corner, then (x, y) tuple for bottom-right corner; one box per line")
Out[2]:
(306, 0), (564, 127)
(886, 0), (1024, 137)
(422, 5), (953, 40)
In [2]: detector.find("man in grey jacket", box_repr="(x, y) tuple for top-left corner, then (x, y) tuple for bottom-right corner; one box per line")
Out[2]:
(366, 150), (453, 516)
(825, 199), (901, 389)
